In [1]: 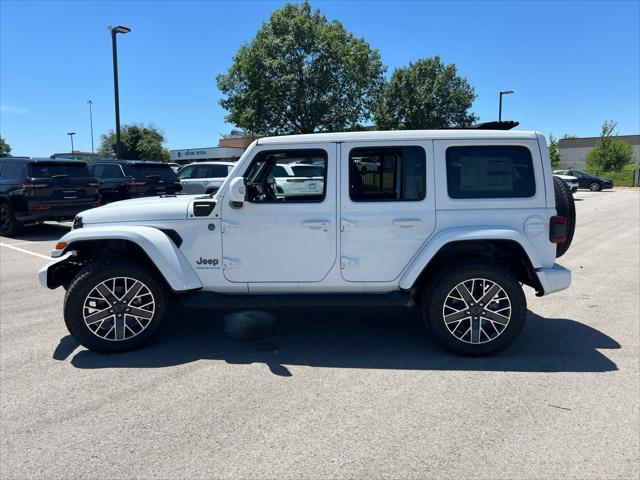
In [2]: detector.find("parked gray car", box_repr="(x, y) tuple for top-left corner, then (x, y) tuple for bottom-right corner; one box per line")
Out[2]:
(177, 162), (235, 194)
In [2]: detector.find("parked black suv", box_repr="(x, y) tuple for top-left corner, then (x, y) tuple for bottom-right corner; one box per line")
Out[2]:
(88, 160), (182, 203)
(554, 169), (614, 191)
(0, 158), (101, 235)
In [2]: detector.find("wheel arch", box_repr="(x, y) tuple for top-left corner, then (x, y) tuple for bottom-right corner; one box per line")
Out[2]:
(401, 230), (544, 295)
(44, 226), (202, 292)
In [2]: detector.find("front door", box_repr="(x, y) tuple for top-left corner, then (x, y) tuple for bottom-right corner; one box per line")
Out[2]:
(339, 141), (436, 282)
(221, 144), (337, 283)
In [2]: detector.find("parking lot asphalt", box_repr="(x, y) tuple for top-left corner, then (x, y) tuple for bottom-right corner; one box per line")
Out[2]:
(1, 189), (639, 480)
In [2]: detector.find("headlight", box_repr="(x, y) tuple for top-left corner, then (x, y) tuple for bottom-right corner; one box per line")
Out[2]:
(73, 216), (83, 229)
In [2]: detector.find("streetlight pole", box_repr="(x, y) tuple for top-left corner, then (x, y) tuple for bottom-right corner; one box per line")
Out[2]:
(109, 25), (131, 159)
(87, 100), (95, 154)
(67, 132), (76, 159)
(499, 90), (514, 122)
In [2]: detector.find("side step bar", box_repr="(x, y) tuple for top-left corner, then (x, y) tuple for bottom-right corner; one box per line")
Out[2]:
(179, 291), (415, 309)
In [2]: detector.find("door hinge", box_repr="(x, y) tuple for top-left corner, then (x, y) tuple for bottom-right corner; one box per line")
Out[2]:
(222, 257), (241, 269)
(341, 256), (359, 269)
(221, 220), (239, 233)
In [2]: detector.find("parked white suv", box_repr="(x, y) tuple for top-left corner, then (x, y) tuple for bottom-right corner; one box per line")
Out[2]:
(39, 128), (575, 355)
(177, 161), (235, 194)
(273, 162), (325, 197)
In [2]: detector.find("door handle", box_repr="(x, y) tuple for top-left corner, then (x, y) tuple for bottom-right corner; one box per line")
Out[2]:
(392, 218), (422, 228)
(302, 220), (331, 231)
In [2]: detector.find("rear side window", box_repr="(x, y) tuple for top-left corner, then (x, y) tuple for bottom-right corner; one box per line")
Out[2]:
(131, 164), (177, 180)
(102, 164), (125, 177)
(446, 146), (535, 199)
(349, 146), (426, 202)
(1, 162), (24, 179)
(202, 165), (231, 178)
(29, 163), (91, 178)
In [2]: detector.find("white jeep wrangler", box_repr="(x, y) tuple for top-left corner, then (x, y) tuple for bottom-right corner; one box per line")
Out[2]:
(39, 127), (575, 355)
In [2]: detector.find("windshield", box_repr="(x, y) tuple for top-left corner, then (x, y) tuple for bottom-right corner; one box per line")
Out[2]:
(131, 164), (177, 180)
(29, 162), (92, 178)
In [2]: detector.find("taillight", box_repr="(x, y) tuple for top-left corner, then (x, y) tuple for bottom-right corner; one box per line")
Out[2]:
(17, 183), (47, 189)
(130, 180), (147, 186)
(550, 216), (567, 243)
(31, 204), (51, 210)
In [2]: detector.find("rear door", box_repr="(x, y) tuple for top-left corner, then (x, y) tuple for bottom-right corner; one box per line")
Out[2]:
(339, 141), (435, 282)
(27, 161), (100, 207)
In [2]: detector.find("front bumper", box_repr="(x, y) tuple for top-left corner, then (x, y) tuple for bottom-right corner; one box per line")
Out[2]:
(38, 252), (73, 288)
(535, 263), (571, 296)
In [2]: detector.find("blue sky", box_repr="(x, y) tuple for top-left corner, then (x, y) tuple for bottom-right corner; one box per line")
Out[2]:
(1, 0), (639, 157)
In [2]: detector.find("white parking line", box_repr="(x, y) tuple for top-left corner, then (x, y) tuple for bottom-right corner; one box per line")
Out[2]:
(0, 243), (51, 260)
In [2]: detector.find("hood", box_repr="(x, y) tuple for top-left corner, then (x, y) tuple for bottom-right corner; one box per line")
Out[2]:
(598, 176), (613, 182)
(79, 194), (203, 225)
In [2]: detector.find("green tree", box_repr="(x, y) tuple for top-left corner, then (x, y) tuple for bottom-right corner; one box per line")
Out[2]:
(584, 120), (636, 171)
(216, 1), (385, 135)
(548, 133), (561, 168)
(375, 56), (478, 130)
(98, 124), (170, 162)
(0, 136), (11, 157)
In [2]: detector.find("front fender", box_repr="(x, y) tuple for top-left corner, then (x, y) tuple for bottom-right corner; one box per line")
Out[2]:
(47, 226), (202, 292)
(399, 226), (543, 290)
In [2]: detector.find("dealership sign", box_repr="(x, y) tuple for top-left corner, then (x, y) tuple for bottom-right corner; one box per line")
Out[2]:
(170, 146), (245, 162)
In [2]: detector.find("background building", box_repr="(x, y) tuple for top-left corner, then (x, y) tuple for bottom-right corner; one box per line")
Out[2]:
(169, 131), (256, 165)
(558, 135), (640, 169)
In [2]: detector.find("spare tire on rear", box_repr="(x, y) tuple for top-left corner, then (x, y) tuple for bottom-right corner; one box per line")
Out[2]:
(553, 175), (576, 258)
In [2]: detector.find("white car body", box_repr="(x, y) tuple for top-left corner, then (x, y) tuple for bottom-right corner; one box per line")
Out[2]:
(553, 173), (578, 193)
(177, 161), (235, 194)
(42, 129), (570, 298)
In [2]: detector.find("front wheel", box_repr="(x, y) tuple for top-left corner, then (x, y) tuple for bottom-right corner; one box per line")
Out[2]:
(589, 182), (602, 191)
(64, 260), (168, 353)
(422, 262), (527, 355)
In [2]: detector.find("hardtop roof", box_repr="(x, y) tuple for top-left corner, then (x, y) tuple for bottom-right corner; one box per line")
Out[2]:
(256, 129), (540, 146)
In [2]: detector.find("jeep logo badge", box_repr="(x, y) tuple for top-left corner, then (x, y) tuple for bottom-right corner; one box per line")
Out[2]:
(195, 257), (219, 269)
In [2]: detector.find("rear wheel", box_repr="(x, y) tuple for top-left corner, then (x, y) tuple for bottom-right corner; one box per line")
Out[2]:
(64, 260), (168, 353)
(0, 203), (23, 236)
(589, 182), (601, 191)
(553, 175), (576, 258)
(422, 262), (527, 355)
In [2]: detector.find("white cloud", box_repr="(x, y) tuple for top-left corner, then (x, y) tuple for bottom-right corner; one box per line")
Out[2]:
(0, 104), (27, 114)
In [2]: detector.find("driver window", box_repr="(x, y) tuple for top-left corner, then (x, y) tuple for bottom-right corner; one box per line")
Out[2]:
(243, 149), (328, 203)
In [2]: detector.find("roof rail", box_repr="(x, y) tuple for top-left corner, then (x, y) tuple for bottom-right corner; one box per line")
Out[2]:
(467, 121), (519, 130)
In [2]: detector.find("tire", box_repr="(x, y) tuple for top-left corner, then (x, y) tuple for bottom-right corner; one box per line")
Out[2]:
(553, 175), (576, 258)
(0, 202), (23, 236)
(589, 182), (601, 191)
(422, 261), (527, 355)
(64, 259), (168, 353)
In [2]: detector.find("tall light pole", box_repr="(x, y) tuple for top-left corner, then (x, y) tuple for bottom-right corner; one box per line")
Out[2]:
(109, 25), (131, 159)
(87, 100), (95, 154)
(499, 90), (514, 122)
(67, 132), (76, 159)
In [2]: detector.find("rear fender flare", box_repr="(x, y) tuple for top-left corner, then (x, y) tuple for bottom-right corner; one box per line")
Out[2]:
(399, 227), (542, 290)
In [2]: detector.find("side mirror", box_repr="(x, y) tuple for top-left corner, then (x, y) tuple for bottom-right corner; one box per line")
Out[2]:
(228, 177), (246, 208)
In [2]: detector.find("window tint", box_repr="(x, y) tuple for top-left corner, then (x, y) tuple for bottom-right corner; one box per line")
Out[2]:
(2, 162), (24, 179)
(202, 165), (230, 178)
(349, 146), (426, 202)
(102, 164), (124, 178)
(244, 149), (328, 203)
(28, 163), (91, 178)
(131, 164), (177, 180)
(446, 145), (535, 199)
(177, 166), (194, 179)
